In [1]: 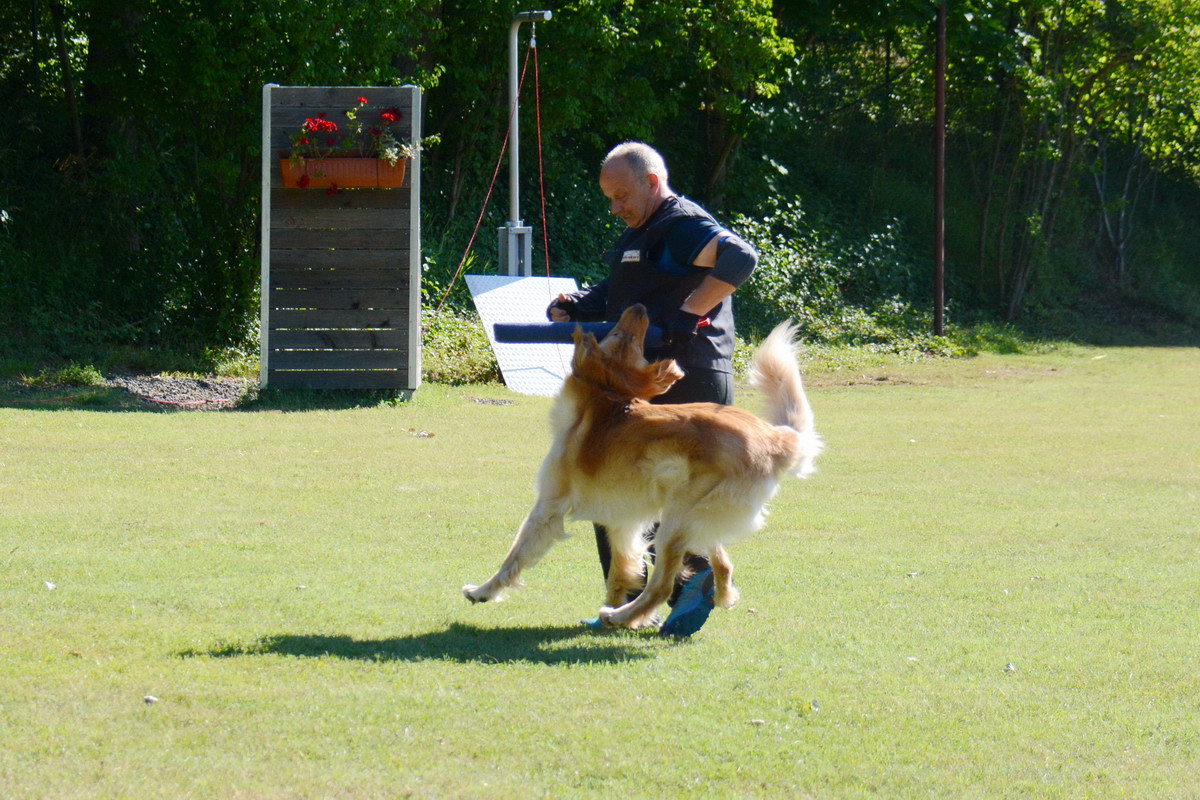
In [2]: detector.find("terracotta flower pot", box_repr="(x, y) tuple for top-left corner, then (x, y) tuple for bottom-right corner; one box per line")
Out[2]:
(279, 156), (407, 189)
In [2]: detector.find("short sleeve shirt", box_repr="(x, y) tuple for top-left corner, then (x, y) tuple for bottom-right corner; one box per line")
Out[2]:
(590, 196), (737, 372)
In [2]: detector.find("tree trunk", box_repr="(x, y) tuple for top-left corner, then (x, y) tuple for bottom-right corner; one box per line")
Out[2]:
(50, 3), (84, 161)
(81, 0), (143, 157)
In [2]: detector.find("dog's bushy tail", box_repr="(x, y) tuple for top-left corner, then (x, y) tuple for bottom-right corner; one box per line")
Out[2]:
(748, 320), (823, 478)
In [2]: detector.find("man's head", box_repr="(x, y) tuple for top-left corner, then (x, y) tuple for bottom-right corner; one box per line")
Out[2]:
(599, 142), (672, 229)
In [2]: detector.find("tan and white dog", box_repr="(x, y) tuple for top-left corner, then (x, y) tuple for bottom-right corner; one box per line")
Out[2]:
(463, 304), (821, 629)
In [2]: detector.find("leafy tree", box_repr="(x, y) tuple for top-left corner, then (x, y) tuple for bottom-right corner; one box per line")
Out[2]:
(0, 0), (1197, 362)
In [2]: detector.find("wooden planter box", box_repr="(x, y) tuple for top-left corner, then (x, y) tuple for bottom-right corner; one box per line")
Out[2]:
(279, 156), (408, 189)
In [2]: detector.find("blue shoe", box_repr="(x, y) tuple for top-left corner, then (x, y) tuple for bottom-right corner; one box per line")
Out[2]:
(659, 568), (715, 637)
(580, 613), (661, 631)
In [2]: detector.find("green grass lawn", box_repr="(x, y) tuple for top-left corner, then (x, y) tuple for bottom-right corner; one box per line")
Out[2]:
(1, 345), (1197, 798)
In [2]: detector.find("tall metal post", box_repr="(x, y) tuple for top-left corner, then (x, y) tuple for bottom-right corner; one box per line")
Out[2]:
(499, 10), (552, 276)
(933, 0), (947, 336)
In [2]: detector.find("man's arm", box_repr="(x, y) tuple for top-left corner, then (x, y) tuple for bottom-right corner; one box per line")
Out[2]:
(681, 232), (756, 315)
(681, 274), (737, 316)
(547, 279), (609, 322)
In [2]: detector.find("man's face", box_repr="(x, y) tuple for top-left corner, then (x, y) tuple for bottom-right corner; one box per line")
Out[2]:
(599, 161), (660, 229)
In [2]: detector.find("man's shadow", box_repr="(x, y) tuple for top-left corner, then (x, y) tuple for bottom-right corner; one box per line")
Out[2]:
(183, 622), (666, 666)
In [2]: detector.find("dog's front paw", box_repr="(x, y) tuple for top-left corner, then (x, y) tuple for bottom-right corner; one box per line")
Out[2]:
(598, 606), (622, 628)
(599, 605), (658, 629)
(625, 611), (663, 630)
(462, 584), (492, 604)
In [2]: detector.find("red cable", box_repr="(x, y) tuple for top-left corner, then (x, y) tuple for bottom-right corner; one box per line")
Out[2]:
(534, 43), (551, 278)
(430, 46), (534, 321)
(533, 40), (569, 379)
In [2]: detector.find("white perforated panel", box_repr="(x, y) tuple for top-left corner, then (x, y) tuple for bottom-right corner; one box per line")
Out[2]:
(466, 275), (580, 397)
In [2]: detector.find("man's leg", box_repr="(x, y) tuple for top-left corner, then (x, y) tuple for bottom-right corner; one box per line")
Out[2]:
(652, 368), (733, 636)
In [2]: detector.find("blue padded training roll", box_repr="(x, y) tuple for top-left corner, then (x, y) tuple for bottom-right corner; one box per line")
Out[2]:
(493, 322), (666, 349)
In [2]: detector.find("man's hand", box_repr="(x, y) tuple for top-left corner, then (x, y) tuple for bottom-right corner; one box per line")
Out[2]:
(547, 293), (576, 322)
(661, 308), (704, 346)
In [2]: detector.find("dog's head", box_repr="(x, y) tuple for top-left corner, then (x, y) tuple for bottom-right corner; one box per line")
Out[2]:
(570, 304), (684, 401)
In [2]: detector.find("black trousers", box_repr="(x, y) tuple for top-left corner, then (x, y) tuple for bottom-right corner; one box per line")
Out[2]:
(594, 367), (733, 605)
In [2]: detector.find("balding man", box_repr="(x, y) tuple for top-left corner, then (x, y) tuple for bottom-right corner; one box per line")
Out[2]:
(548, 142), (759, 636)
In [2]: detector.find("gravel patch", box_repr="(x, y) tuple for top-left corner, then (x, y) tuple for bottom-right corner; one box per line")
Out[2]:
(104, 375), (254, 410)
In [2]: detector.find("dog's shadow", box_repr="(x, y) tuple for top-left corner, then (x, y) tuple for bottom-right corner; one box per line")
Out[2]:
(184, 622), (666, 666)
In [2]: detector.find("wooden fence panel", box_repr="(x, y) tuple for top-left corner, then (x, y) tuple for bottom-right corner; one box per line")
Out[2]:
(268, 309), (408, 328)
(269, 250), (408, 270)
(266, 370), (412, 390)
(261, 84), (422, 391)
(270, 268), (411, 290)
(267, 329), (409, 350)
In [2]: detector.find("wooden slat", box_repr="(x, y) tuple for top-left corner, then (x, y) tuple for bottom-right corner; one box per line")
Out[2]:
(270, 86), (412, 107)
(271, 206), (406, 231)
(271, 268), (409, 290)
(267, 329), (408, 350)
(268, 249), (407, 269)
(267, 350), (404, 369)
(270, 309), (407, 328)
(270, 228), (411, 249)
(267, 370), (411, 390)
(270, 288), (408, 310)
(269, 104), (413, 128)
(273, 189), (410, 211)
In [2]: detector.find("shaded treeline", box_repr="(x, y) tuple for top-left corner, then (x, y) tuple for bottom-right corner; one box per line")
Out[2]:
(1, 0), (1197, 359)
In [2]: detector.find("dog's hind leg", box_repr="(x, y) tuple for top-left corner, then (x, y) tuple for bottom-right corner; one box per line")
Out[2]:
(463, 497), (568, 604)
(599, 528), (686, 629)
(710, 545), (739, 609)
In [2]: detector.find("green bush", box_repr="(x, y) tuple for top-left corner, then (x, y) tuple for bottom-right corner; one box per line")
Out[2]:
(23, 362), (106, 388)
(421, 311), (500, 385)
(731, 198), (941, 350)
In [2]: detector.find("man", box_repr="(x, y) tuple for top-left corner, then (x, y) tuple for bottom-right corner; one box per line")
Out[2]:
(547, 142), (759, 636)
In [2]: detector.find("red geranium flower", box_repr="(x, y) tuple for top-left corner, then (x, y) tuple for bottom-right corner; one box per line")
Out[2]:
(325, 182), (340, 196)
(380, 108), (400, 123)
(357, 96), (369, 104)
(297, 174), (311, 188)
(303, 117), (339, 134)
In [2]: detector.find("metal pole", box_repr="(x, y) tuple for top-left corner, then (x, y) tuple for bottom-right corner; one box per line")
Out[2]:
(933, 0), (947, 336)
(509, 10), (552, 226)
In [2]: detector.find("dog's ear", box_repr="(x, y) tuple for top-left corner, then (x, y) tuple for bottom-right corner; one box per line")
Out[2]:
(641, 358), (685, 398)
(571, 327), (600, 372)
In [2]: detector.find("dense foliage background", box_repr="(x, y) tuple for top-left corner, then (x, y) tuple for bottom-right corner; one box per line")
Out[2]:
(2, 0), (1198, 368)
